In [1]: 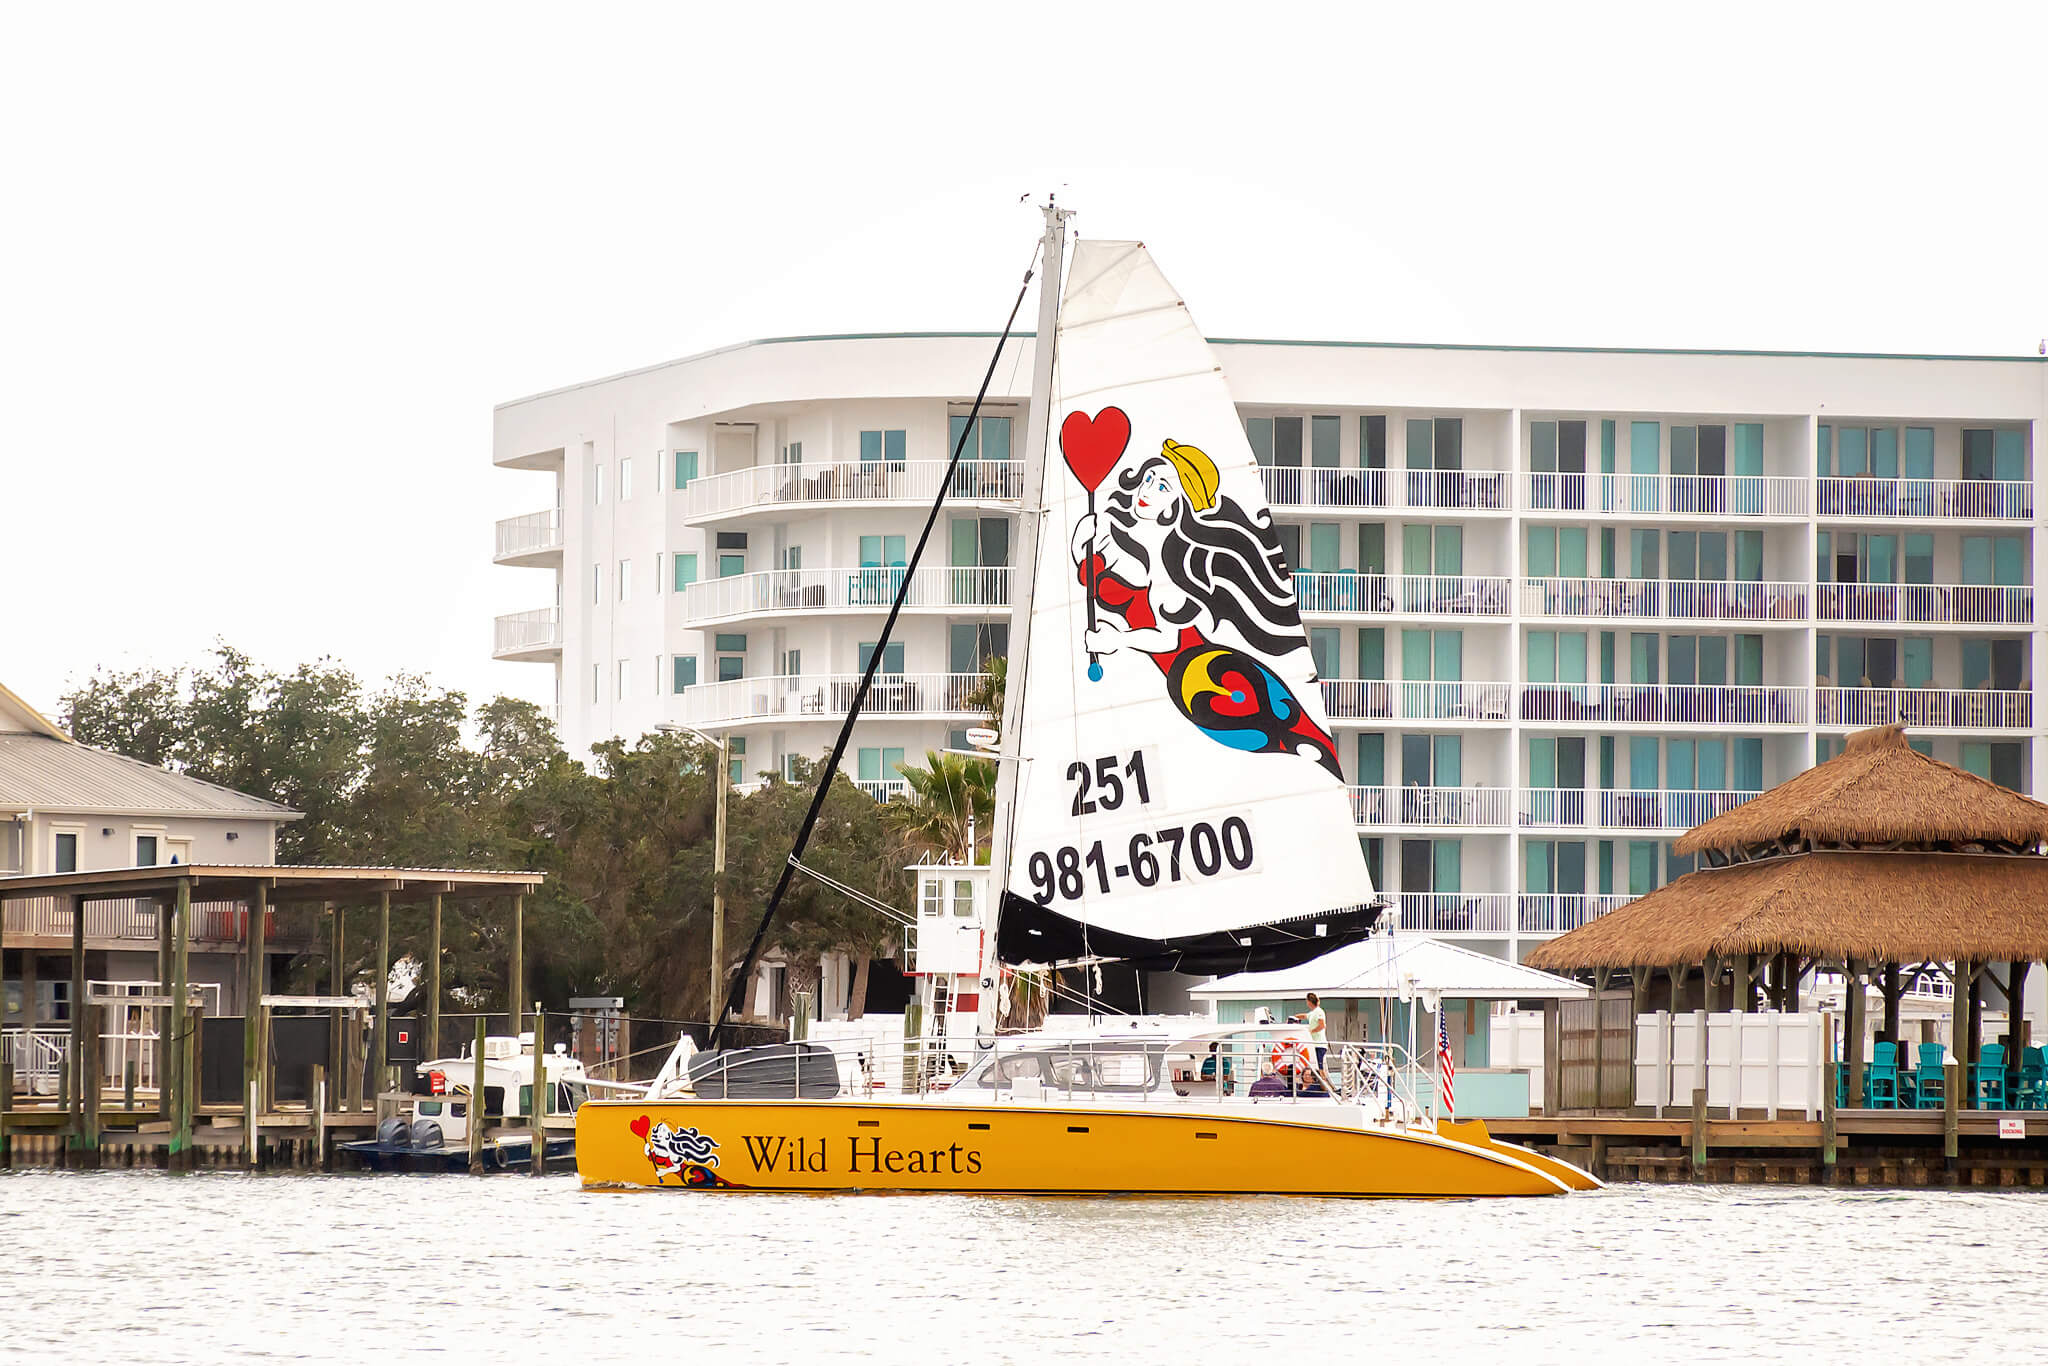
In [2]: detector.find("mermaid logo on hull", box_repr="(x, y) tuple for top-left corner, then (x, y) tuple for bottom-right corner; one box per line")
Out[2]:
(1061, 407), (1341, 780)
(631, 1114), (726, 1187)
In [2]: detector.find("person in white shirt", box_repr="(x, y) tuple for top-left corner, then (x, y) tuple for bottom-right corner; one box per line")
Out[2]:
(1289, 992), (1329, 1073)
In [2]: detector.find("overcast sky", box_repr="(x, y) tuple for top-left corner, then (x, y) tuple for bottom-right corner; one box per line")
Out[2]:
(4, 4), (2044, 722)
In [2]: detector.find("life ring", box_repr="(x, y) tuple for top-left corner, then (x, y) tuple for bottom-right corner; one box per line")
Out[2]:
(1269, 1040), (1312, 1073)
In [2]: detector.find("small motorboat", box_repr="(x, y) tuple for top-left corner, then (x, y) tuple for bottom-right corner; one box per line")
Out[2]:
(341, 1031), (586, 1172)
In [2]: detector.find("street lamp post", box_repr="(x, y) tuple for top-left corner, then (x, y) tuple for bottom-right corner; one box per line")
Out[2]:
(658, 723), (730, 1034)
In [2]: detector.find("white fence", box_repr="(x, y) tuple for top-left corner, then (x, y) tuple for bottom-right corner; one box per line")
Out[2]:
(1634, 1010), (1827, 1119)
(681, 459), (1024, 519)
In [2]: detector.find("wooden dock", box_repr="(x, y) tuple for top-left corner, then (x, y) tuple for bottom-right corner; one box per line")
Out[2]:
(0, 1094), (391, 1171)
(1492, 1110), (2048, 1186)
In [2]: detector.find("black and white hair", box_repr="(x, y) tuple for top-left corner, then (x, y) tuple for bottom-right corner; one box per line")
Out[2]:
(1103, 456), (1306, 660)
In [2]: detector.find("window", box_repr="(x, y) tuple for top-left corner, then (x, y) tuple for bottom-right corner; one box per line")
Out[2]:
(783, 440), (803, 464)
(619, 458), (634, 501)
(860, 429), (908, 469)
(949, 415), (1012, 465)
(719, 554), (745, 578)
(135, 834), (159, 866)
(780, 648), (801, 677)
(857, 747), (907, 788)
(1245, 417), (1273, 465)
(1399, 838), (1462, 894)
(1310, 415), (1341, 467)
(858, 641), (906, 674)
(654, 553), (663, 593)
(592, 563), (602, 605)
(617, 660), (630, 700)
(617, 559), (631, 601)
(715, 634), (746, 684)
(728, 737), (747, 786)
(1308, 628), (1340, 680)
(1400, 733), (1461, 787)
(952, 878), (974, 917)
(673, 553), (698, 591)
(1400, 629), (1462, 682)
(673, 450), (698, 490)
(672, 655), (697, 693)
(593, 463), (604, 505)
(54, 831), (79, 873)
(1360, 415), (1387, 470)
(591, 663), (601, 704)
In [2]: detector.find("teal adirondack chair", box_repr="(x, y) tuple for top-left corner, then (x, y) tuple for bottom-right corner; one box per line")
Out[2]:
(1866, 1042), (1901, 1109)
(1912, 1043), (1947, 1109)
(2019, 1047), (2047, 1111)
(1971, 1043), (2008, 1109)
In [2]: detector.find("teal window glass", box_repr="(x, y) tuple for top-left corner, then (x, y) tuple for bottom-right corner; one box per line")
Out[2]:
(857, 642), (906, 673)
(1962, 537), (1993, 584)
(1993, 431), (2024, 482)
(1630, 632), (1659, 684)
(1697, 635), (1727, 686)
(1870, 427), (1899, 479)
(1358, 628), (1385, 679)
(1311, 415), (1341, 467)
(860, 430), (883, 465)
(1527, 527), (1557, 577)
(1600, 419), (1616, 475)
(1666, 740), (1694, 790)
(716, 656), (743, 683)
(1309, 628), (1340, 679)
(1697, 740), (1726, 791)
(673, 450), (698, 489)
(1245, 417), (1274, 465)
(1358, 523), (1386, 575)
(1308, 523), (1340, 572)
(1629, 421), (1660, 474)
(1903, 637), (1933, 688)
(1735, 634), (1762, 686)
(1838, 427), (1867, 478)
(1904, 428), (1934, 480)
(1733, 424), (1764, 476)
(1734, 531), (1763, 582)
(1357, 733), (1385, 786)
(1629, 736), (1659, 790)
(1558, 632), (1588, 684)
(1627, 841), (1658, 895)
(1406, 419), (1433, 470)
(1734, 738), (1763, 792)
(1994, 536), (2023, 586)
(1558, 527), (1588, 579)
(1904, 535), (1933, 585)
(671, 655), (697, 692)
(673, 553), (698, 592)
(1816, 424), (1833, 478)
(718, 554), (744, 578)
(1527, 631), (1558, 682)
(1530, 421), (1558, 472)
(713, 633), (747, 653)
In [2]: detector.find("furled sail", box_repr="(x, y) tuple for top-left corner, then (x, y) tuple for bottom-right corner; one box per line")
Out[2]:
(1000, 239), (1381, 974)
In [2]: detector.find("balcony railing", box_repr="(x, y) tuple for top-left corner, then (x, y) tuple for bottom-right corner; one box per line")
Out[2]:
(1347, 785), (1511, 828)
(1526, 473), (1809, 517)
(1517, 788), (1589, 827)
(675, 672), (988, 727)
(1259, 466), (1389, 510)
(1519, 682), (1807, 727)
(1, 896), (298, 944)
(684, 567), (1011, 622)
(1817, 582), (2033, 627)
(1395, 892), (1514, 935)
(1597, 789), (1755, 830)
(1404, 469), (1510, 511)
(1398, 681), (1515, 722)
(493, 508), (561, 561)
(1817, 477), (2032, 521)
(680, 459), (1023, 520)
(1815, 686), (2032, 730)
(1519, 577), (1809, 624)
(492, 607), (561, 657)
(853, 779), (911, 803)
(1294, 572), (1512, 617)
(1516, 893), (1634, 936)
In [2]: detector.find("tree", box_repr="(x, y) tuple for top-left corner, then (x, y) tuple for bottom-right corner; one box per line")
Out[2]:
(962, 655), (1006, 728)
(884, 750), (994, 864)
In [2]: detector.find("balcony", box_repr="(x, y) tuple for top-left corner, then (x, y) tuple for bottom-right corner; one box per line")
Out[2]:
(854, 779), (910, 803)
(684, 567), (1010, 626)
(1259, 466), (1388, 511)
(1817, 583), (2033, 628)
(675, 672), (988, 728)
(493, 508), (562, 566)
(492, 607), (561, 661)
(1294, 572), (1512, 617)
(1514, 893), (1634, 936)
(1525, 473), (1810, 518)
(680, 459), (1023, 523)
(1347, 785), (1512, 829)
(1815, 686), (2031, 730)
(1817, 477), (2031, 522)
(1519, 682), (1807, 727)
(1595, 789), (1755, 831)
(0, 895), (313, 948)
(1519, 577), (1809, 625)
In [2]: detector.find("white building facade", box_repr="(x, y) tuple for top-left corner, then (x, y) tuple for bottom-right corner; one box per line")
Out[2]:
(493, 333), (2048, 963)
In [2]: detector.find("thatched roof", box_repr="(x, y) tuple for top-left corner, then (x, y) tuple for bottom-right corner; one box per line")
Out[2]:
(1674, 724), (2048, 855)
(1524, 850), (2048, 971)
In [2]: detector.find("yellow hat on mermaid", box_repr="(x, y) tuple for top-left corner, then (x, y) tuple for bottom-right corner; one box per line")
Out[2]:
(1160, 439), (1219, 511)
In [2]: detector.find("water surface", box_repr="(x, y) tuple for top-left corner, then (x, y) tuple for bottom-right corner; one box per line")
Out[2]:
(2, 1172), (2039, 1363)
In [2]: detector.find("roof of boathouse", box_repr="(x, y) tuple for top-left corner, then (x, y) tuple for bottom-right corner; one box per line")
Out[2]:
(1674, 724), (2048, 856)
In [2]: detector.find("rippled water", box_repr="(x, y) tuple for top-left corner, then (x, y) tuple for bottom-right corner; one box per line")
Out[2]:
(2, 1172), (2042, 1363)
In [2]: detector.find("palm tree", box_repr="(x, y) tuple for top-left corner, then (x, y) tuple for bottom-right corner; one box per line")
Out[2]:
(962, 656), (1006, 728)
(884, 749), (995, 863)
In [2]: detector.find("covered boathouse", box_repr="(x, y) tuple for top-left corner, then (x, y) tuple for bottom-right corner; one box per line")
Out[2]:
(1518, 724), (2048, 1184)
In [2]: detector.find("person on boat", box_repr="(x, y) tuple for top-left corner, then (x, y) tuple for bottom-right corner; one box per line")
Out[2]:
(1070, 439), (1343, 781)
(1289, 992), (1330, 1072)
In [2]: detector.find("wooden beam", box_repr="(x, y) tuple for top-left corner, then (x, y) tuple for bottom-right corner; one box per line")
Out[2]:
(67, 892), (84, 1155)
(1844, 958), (1867, 1109)
(244, 881), (268, 1125)
(1881, 963), (1902, 1043)
(1732, 953), (1750, 1014)
(469, 1015), (487, 1176)
(328, 903), (344, 1110)
(372, 892), (391, 1097)
(427, 892), (443, 1060)
(529, 1005), (546, 1177)
(509, 893), (523, 1037)
(1951, 958), (1973, 1108)
(170, 878), (191, 1164)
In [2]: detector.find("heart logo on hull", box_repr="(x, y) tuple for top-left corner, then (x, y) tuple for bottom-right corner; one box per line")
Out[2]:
(629, 1114), (652, 1140)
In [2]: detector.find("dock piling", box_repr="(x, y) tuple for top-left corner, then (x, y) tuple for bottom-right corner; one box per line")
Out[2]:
(530, 1004), (546, 1176)
(469, 1016), (487, 1175)
(314, 1065), (327, 1171)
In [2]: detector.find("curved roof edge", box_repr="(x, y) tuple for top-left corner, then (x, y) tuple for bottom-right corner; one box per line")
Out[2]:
(496, 330), (2047, 412)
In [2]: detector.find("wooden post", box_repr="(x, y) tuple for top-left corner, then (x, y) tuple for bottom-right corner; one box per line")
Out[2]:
(0, 1055), (11, 1169)
(80, 1003), (101, 1162)
(1785, 956), (1803, 1013)
(712, 733), (729, 1031)
(1942, 1061), (1961, 1168)
(1881, 962), (1902, 1044)
(156, 891), (174, 1114)
(1844, 958), (1867, 1109)
(1541, 999), (1562, 1116)
(1951, 958), (1974, 1107)
(1702, 955), (1721, 1014)
(246, 1075), (259, 1168)
(327, 903), (345, 1108)
(67, 892), (84, 1154)
(1732, 954), (1751, 1013)
(1966, 961), (1983, 1082)
(470, 1015), (488, 1175)
(427, 892), (443, 1061)
(372, 892), (391, 1097)
(1592, 968), (1610, 1112)
(508, 893), (524, 1038)
(124, 1060), (136, 1112)
(243, 881), (268, 1131)
(169, 878), (191, 1164)
(529, 1004), (547, 1176)
(902, 1000), (923, 1095)
(2006, 962), (2032, 1093)
(312, 1064), (327, 1171)
(1820, 1011), (1837, 1172)
(1689, 1085), (1708, 1175)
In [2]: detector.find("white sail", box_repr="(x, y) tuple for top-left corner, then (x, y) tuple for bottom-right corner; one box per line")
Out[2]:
(1002, 239), (1377, 967)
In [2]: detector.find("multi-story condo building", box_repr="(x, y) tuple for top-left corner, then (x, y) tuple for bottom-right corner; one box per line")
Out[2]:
(493, 333), (2046, 963)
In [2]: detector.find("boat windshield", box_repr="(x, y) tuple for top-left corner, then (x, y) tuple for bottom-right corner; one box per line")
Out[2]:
(960, 1041), (1166, 1094)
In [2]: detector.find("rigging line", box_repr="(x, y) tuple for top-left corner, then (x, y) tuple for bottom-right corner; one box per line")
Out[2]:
(786, 857), (916, 927)
(710, 242), (1042, 1050)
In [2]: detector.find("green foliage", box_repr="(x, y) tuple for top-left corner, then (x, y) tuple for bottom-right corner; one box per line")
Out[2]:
(57, 648), (918, 1025)
(883, 750), (995, 863)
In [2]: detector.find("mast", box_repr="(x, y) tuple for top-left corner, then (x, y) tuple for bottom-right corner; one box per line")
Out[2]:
(976, 198), (1069, 1040)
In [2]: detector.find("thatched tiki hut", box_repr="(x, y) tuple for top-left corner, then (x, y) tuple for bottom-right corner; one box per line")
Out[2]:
(1528, 725), (2048, 1109)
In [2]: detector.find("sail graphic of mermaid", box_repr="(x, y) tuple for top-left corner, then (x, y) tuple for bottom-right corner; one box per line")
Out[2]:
(1061, 406), (1343, 782)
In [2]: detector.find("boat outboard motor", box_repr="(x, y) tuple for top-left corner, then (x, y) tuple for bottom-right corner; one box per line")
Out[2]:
(409, 1118), (445, 1150)
(375, 1117), (411, 1149)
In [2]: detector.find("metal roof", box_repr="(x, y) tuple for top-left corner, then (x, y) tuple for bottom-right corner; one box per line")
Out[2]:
(0, 863), (545, 904)
(0, 733), (301, 820)
(1192, 933), (1589, 1002)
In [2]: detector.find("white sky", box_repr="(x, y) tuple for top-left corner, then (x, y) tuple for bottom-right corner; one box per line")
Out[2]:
(4, 3), (2044, 721)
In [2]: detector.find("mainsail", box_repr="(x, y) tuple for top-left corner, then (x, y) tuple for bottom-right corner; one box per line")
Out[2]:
(1000, 239), (1381, 974)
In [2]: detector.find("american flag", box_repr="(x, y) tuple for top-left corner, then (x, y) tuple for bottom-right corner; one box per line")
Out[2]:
(1437, 1007), (1456, 1119)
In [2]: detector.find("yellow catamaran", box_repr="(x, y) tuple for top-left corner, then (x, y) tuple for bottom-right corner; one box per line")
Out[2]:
(577, 203), (1598, 1198)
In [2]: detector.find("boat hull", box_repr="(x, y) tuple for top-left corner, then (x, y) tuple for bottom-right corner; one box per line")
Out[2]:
(576, 1099), (1576, 1197)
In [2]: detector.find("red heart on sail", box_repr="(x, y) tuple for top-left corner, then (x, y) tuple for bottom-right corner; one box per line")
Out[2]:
(630, 1114), (652, 1140)
(1061, 407), (1132, 493)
